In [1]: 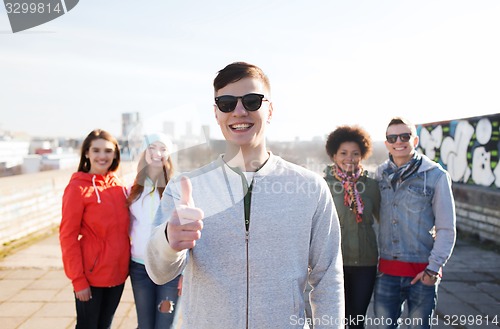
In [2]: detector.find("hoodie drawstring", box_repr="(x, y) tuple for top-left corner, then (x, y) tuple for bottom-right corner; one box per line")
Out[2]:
(424, 171), (427, 194)
(92, 173), (128, 203)
(122, 186), (128, 198)
(92, 175), (102, 204)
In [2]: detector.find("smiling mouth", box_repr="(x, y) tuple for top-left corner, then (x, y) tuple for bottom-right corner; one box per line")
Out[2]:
(230, 123), (253, 131)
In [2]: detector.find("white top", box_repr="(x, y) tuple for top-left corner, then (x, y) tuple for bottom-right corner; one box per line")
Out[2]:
(129, 178), (161, 264)
(242, 171), (255, 185)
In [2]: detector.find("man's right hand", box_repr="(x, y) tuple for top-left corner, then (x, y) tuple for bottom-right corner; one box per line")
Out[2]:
(166, 176), (204, 252)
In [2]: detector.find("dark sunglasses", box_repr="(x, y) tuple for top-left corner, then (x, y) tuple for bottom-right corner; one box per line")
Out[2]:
(386, 133), (412, 144)
(215, 93), (268, 113)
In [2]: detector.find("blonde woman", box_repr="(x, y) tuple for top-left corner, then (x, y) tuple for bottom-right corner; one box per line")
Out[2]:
(127, 133), (181, 329)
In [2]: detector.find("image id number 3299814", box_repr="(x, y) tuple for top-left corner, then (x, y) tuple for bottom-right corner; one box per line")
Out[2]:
(442, 314), (498, 326)
(5, 2), (62, 14)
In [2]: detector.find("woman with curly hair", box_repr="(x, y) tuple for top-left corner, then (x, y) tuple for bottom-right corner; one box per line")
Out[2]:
(325, 125), (380, 329)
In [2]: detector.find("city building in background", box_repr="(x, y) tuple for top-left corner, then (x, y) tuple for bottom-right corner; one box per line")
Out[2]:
(0, 132), (30, 176)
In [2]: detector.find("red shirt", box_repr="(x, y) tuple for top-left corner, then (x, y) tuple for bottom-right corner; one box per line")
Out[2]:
(378, 258), (427, 278)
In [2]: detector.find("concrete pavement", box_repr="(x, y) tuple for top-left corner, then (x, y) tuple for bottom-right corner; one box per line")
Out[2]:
(0, 232), (499, 328)
(0, 233), (136, 329)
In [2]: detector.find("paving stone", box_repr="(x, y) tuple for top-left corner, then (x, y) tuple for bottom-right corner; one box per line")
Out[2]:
(437, 301), (479, 319)
(52, 288), (75, 302)
(443, 271), (470, 281)
(0, 279), (32, 302)
(0, 302), (43, 317)
(26, 278), (69, 291)
(0, 269), (13, 280)
(477, 282), (500, 298)
(114, 301), (135, 318)
(18, 317), (74, 329)
(0, 317), (25, 329)
(439, 281), (476, 293)
(470, 272), (496, 282)
(37, 301), (75, 317)
(120, 278), (135, 303)
(40, 270), (67, 280)
(469, 303), (500, 319)
(454, 291), (497, 304)
(0, 269), (47, 280)
(9, 289), (58, 302)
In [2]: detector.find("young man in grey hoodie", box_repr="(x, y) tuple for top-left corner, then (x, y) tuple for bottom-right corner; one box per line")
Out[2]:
(145, 62), (344, 328)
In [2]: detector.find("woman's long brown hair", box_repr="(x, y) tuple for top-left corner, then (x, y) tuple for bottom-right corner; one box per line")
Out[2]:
(78, 129), (121, 173)
(126, 152), (174, 206)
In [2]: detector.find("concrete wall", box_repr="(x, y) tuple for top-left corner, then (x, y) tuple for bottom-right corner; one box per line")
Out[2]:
(417, 113), (500, 243)
(453, 184), (499, 242)
(0, 163), (136, 248)
(0, 168), (72, 247)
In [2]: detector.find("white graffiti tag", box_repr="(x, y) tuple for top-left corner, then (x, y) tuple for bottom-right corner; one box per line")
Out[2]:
(441, 120), (474, 183)
(472, 119), (496, 186)
(472, 146), (495, 186)
(419, 125), (443, 160)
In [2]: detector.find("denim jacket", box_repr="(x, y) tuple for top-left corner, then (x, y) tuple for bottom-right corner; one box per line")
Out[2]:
(376, 154), (456, 273)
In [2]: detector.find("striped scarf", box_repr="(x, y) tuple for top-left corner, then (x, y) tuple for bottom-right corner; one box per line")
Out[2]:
(385, 152), (422, 190)
(331, 164), (365, 223)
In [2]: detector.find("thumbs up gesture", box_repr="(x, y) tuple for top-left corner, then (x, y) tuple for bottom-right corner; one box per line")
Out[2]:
(166, 176), (205, 251)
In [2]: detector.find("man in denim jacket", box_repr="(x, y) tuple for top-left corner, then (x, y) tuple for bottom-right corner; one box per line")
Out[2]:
(374, 117), (456, 329)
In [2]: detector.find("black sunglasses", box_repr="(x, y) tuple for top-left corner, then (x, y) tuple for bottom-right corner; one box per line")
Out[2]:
(386, 133), (412, 144)
(215, 93), (268, 113)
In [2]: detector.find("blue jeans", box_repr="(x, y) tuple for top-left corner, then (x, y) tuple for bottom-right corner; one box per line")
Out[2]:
(75, 284), (124, 329)
(130, 261), (181, 329)
(373, 273), (437, 329)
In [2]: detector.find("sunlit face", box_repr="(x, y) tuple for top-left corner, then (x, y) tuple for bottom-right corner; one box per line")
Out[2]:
(385, 123), (419, 165)
(145, 141), (169, 168)
(214, 77), (273, 150)
(333, 141), (362, 173)
(86, 138), (116, 175)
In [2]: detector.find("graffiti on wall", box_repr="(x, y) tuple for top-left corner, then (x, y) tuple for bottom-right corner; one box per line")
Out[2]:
(417, 113), (500, 188)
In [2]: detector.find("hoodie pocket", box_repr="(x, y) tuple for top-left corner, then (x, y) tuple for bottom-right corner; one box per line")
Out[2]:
(255, 278), (303, 322)
(81, 237), (102, 275)
(88, 254), (100, 273)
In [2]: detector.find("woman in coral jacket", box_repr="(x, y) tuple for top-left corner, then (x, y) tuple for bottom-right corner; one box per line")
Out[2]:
(60, 129), (130, 329)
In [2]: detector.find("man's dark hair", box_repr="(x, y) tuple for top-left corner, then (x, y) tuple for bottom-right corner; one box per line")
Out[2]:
(386, 116), (417, 136)
(213, 62), (271, 94)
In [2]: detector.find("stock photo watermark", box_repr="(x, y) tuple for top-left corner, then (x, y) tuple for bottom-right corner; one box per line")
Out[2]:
(290, 314), (500, 327)
(3, 0), (78, 33)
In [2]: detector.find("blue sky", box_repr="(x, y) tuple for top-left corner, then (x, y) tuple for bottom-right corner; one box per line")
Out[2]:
(1, 0), (499, 142)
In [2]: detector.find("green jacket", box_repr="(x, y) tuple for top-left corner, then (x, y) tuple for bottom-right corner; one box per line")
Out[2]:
(325, 165), (380, 266)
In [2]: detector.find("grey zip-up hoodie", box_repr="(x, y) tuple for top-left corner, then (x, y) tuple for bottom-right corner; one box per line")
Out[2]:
(146, 154), (344, 328)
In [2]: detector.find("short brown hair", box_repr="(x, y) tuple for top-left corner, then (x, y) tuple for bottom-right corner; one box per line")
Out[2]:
(78, 129), (121, 173)
(213, 62), (271, 94)
(325, 125), (373, 159)
(386, 116), (417, 136)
